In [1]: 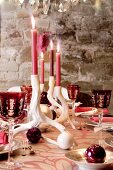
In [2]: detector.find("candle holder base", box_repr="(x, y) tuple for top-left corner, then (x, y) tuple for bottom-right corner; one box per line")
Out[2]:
(13, 75), (76, 149)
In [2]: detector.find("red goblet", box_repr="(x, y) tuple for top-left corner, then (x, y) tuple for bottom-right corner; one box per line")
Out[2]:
(92, 89), (112, 146)
(0, 92), (25, 169)
(67, 84), (80, 109)
(67, 84), (81, 128)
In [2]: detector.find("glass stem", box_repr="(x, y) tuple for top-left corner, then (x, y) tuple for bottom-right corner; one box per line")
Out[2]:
(98, 110), (103, 146)
(7, 119), (14, 167)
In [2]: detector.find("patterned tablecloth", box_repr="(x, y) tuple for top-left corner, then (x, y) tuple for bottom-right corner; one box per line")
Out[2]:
(1, 119), (113, 170)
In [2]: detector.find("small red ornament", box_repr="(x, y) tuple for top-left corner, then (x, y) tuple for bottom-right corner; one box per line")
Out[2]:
(85, 144), (106, 163)
(26, 127), (41, 143)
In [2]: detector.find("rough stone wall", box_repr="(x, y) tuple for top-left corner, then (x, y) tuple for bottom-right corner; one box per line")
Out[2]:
(1, 1), (113, 110)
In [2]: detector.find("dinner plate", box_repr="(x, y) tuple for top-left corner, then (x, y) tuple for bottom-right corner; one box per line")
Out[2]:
(85, 120), (113, 131)
(65, 148), (113, 170)
(0, 140), (20, 155)
(104, 137), (113, 147)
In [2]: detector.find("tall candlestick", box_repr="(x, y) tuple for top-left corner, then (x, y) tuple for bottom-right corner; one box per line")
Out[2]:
(56, 42), (61, 86)
(40, 52), (44, 84)
(31, 16), (38, 75)
(49, 40), (54, 76)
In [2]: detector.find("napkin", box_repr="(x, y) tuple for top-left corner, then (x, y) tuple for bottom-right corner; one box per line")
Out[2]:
(91, 116), (113, 123)
(0, 131), (8, 144)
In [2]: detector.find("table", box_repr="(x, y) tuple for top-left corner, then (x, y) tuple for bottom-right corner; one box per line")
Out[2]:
(1, 119), (113, 170)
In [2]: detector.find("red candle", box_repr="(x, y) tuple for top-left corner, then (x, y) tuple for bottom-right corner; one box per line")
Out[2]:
(31, 16), (38, 75)
(40, 52), (44, 84)
(49, 40), (54, 76)
(56, 43), (61, 86)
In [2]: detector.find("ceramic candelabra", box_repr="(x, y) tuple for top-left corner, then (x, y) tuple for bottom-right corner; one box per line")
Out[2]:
(47, 76), (75, 129)
(13, 75), (76, 149)
(40, 83), (44, 93)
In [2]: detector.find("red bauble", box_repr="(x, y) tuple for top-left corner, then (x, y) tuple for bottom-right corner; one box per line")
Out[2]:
(85, 144), (106, 163)
(26, 127), (41, 143)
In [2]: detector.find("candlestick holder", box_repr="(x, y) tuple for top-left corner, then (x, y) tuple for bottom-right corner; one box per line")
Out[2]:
(13, 75), (77, 149)
(47, 76), (63, 111)
(40, 83), (44, 93)
(14, 75), (65, 135)
(55, 86), (76, 129)
(47, 76), (75, 129)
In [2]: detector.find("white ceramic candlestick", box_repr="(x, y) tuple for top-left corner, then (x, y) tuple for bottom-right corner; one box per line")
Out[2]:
(40, 83), (44, 93)
(47, 76), (63, 110)
(13, 75), (77, 149)
(14, 75), (65, 135)
(55, 86), (75, 129)
(47, 76), (75, 129)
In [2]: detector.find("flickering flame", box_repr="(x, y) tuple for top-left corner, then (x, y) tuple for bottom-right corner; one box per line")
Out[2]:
(50, 40), (53, 50)
(31, 15), (35, 29)
(95, 0), (101, 10)
(57, 43), (60, 53)
(41, 52), (44, 59)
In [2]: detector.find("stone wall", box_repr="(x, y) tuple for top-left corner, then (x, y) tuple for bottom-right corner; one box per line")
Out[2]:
(1, 1), (113, 110)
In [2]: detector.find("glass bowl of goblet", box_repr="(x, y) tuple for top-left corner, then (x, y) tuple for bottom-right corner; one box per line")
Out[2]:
(67, 84), (80, 109)
(0, 91), (26, 169)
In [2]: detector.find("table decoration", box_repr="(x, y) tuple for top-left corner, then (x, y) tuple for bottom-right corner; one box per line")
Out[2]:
(85, 144), (106, 163)
(13, 15), (76, 149)
(1, 15), (76, 151)
(47, 42), (75, 129)
(40, 51), (44, 93)
(26, 127), (41, 144)
(47, 40), (65, 118)
(91, 89), (112, 146)
(65, 148), (113, 170)
(0, 92), (26, 169)
(31, 15), (38, 75)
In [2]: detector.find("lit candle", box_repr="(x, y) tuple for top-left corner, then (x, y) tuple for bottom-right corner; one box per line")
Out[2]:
(40, 52), (44, 84)
(49, 40), (54, 76)
(56, 42), (61, 86)
(31, 15), (38, 75)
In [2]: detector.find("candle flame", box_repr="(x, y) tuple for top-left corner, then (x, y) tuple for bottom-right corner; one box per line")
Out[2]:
(95, 0), (101, 10)
(41, 52), (44, 59)
(31, 15), (35, 29)
(50, 40), (53, 50)
(57, 43), (60, 52)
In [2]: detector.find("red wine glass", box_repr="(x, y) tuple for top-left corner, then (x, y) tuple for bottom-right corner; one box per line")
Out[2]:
(67, 84), (80, 128)
(92, 89), (112, 145)
(0, 91), (25, 169)
(67, 84), (80, 110)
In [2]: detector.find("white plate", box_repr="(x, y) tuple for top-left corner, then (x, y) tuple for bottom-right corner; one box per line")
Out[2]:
(104, 137), (113, 147)
(0, 140), (20, 155)
(85, 120), (113, 130)
(65, 148), (113, 170)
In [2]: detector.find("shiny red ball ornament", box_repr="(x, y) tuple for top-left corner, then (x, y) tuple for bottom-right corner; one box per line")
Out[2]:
(85, 144), (106, 163)
(26, 127), (41, 143)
